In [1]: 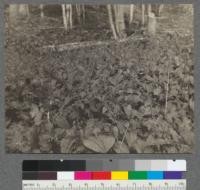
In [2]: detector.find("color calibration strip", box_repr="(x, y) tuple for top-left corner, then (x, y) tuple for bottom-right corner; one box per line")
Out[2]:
(23, 171), (183, 180)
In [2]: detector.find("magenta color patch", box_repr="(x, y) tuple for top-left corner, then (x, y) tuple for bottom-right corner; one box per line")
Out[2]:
(75, 171), (92, 180)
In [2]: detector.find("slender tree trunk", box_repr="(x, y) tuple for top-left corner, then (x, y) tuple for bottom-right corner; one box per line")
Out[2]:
(69, 5), (73, 28)
(66, 4), (72, 29)
(62, 4), (68, 31)
(81, 5), (85, 23)
(18, 4), (29, 17)
(76, 5), (85, 23)
(147, 4), (152, 16)
(40, 4), (44, 18)
(129, 4), (135, 23)
(76, 4), (81, 22)
(158, 4), (164, 16)
(148, 12), (156, 35)
(114, 5), (126, 38)
(113, 5), (120, 35)
(9, 4), (29, 24)
(9, 4), (19, 23)
(107, 4), (118, 39)
(147, 4), (151, 25)
(62, 4), (73, 31)
(141, 4), (145, 26)
(66, 5), (70, 29)
(67, 5), (70, 29)
(117, 5), (126, 38)
(76, 5), (81, 17)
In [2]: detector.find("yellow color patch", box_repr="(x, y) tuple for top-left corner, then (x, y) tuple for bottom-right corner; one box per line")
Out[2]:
(111, 171), (128, 180)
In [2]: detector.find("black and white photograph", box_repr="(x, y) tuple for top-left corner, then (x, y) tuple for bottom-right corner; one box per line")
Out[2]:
(5, 4), (194, 153)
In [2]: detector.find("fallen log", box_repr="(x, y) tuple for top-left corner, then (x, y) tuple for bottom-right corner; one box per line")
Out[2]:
(42, 36), (145, 52)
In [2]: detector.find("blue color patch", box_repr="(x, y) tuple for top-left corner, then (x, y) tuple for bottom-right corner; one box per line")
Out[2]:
(147, 171), (164, 179)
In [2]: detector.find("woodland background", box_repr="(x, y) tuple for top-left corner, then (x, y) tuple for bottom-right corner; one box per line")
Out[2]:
(5, 4), (194, 153)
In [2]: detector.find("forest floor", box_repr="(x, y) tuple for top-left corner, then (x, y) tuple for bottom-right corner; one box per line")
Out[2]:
(5, 5), (194, 153)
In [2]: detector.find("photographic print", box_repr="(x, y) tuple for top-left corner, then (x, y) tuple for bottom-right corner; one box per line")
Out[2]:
(5, 4), (194, 153)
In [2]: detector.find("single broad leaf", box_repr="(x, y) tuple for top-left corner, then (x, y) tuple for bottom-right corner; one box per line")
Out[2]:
(146, 135), (166, 145)
(60, 138), (76, 153)
(30, 104), (39, 118)
(92, 128), (102, 137)
(181, 128), (194, 146)
(124, 104), (132, 118)
(82, 135), (115, 153)
(189, 99), (194, 111)
(134, 138), (146, 153)
(102, 106), (107, 114)
(127, 88), (134, 94)
(34, 111), (42, 126)
(145, 75), (154, 82)
(132, 94), (143, 104)
(46, 120), (54, 131)
(39, 134), (52, 152)
(109, 73), (123, 85)
(86, 119), (96, 128)
(153, 87), (162, 96)
(64, 96), (71, 106)
(130, 119), (140, 128)
(30, 104), (42, 126)
(54, 128), (66, 140)
(169, 128), (180, 142)
(126, 130), (137, 148)
(131, 109), (143, 119)
(84, 119), (100, 137)
(112, 126), (119, 139)
(113, 141), (130, 153)
(53, 114), (70, 128)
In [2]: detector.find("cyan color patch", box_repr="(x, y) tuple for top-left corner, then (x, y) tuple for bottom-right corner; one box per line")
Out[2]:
(147, 171), (164, 179)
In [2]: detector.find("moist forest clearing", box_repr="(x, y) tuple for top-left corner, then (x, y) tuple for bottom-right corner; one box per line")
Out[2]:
(5, 4), (194, 153)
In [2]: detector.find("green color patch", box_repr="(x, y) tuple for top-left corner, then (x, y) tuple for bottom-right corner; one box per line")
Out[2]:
(128, 171), (147, 179)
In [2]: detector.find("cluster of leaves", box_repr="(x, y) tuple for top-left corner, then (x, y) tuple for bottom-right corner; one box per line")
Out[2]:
(50, 33), (194, 154)
(5, 6), (194, 153)
(6, 30), (194, 153)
